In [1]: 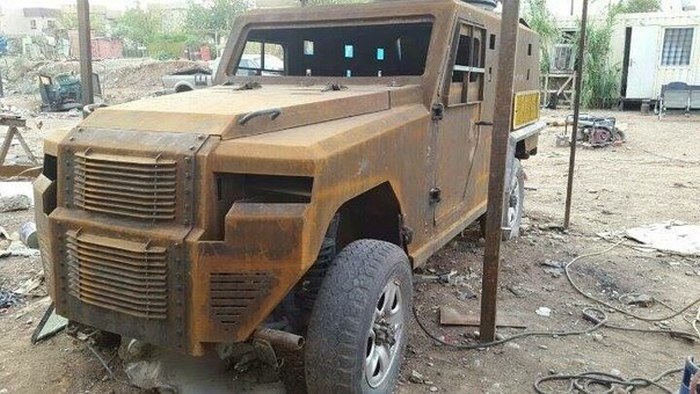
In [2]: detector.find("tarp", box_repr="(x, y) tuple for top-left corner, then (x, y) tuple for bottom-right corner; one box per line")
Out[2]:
(626, 221), (700, 256)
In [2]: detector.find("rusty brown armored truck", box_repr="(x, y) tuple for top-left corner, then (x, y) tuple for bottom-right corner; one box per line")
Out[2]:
(34, 0), (544, 392)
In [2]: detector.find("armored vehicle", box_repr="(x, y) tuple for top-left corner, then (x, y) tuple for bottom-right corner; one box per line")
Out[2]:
(34, 0), (543, 392)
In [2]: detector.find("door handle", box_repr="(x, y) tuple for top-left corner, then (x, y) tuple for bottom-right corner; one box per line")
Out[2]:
(475, 121), (493, 126)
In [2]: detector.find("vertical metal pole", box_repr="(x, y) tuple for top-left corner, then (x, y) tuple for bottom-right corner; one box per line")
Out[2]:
(77, 0), (94, 106)
(479, 0), (520, 343)
(563, 0), (589, 228)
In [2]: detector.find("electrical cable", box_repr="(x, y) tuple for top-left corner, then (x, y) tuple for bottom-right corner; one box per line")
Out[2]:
(563, 241), (700, 324)
(412, 241), (700, 349)
(412, 305), (608, 350)
(533, 367), (683, 394)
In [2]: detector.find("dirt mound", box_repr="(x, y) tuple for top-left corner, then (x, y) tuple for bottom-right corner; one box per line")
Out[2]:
(1, 58), (80, 95)
(100, 59), (205, 90)
(1, 57), (206, 98)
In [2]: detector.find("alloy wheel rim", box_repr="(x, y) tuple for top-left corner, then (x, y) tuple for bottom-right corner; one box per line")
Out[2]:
(507, 179), (521, 229)
(365, 280), (403, 388)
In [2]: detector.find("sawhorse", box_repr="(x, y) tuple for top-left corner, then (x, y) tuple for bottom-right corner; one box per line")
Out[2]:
(0, 115), (40, 177)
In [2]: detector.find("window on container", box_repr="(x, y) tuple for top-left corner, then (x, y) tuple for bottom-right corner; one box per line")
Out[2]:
(661, 27), (694, 66)
(231, 22), (433, 77)
(30, 19), (37, 30)
(449, 24), (485, 105)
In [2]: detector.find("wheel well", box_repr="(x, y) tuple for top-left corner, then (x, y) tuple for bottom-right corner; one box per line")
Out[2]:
(175, 84), (193, 93)
(515, 140), (537, 159)
(334, 182), (403, 251)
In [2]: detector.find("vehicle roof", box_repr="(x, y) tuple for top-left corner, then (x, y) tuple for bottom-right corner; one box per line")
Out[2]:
(239, 0), (490, 23)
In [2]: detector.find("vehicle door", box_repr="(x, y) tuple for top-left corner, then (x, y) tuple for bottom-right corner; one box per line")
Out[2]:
(432, 22), (487, 225)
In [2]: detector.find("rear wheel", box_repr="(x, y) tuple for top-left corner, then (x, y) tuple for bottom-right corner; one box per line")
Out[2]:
(304, 240), (412, 394)
(502, 159), (525, 241)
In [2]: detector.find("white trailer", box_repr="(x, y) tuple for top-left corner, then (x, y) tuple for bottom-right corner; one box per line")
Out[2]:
(611, 11), (700, 103)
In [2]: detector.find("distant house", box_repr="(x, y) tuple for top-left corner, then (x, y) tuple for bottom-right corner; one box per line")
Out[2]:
(0, 7), (60, 37)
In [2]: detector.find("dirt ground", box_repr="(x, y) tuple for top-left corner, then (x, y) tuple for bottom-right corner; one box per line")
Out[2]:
(0, 79), (699, 393)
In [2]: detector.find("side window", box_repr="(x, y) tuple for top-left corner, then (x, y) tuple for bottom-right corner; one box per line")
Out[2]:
(235, 41), (286, 76)
(448, 24), (485, 106)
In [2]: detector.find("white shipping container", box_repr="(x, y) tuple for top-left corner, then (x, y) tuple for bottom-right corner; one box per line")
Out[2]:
(610, 11), (700, 101)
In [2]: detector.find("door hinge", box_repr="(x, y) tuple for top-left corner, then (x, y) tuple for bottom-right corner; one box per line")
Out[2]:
(431, 103), (445, 121)
(429, 187), (442, 204)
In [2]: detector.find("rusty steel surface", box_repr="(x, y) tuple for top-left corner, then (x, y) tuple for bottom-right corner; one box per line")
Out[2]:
(35, 0), (543, 356)
(77, 0), (94, 106)
(564, 0), (589, 228)
(479, 0), (521, 343)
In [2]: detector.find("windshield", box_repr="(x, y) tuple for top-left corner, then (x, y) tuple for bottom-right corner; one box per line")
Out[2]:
(231, 22), (433, 78)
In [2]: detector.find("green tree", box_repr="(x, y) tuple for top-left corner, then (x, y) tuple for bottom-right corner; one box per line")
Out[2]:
(613, 0), (661, 14)
(58, 11), (107, 36)
(113, 8), (162, 46)
(185, 0), (253, 38)
(523, 0), (560, 73)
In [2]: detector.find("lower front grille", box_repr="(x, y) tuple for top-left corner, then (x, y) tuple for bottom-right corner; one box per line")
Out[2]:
(66, 230), (168, 319)
(210, 272), (272, 330)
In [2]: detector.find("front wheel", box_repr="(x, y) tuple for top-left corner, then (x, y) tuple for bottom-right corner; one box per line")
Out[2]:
(304, 240), (412, 394)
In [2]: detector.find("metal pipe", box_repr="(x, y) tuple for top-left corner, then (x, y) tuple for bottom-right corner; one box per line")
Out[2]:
(77, 0), (94, 107)
(563, 0), (589, 228)
(479, 0), (520, 343)
(253, 327), (305, 351)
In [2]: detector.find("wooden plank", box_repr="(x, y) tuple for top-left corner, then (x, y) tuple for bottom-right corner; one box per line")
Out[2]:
(440, 306), (527, 329)
(0, 125), (16, 165)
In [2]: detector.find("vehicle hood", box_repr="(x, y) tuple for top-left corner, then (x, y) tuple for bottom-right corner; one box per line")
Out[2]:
(81, 84), (409, 140)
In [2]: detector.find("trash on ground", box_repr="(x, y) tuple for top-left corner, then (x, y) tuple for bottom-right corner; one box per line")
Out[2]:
(535, 307), (552, 317)
(456, 288), (477, 301)
(625, 221), (700, 256)
(622, 293), (655, 308)
(5, 241), (41, 257)
(14, 273), (45, 297)
(0, 181), (33, 204)
(541, 260), (565, 278)
(439, 306), (527, 328)
(409, 370), (426, 384)
(0, 194), (31, 212)
(19, 222), (38, 249)
(31, 303), (69, 344)
(0, 289), (23, 309)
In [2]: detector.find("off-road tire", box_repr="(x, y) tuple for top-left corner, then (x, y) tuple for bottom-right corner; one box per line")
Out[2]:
(502, 159), (525, 241)
(304, 239), (412, 394)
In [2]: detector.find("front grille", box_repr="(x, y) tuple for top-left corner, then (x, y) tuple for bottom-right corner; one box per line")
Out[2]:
(210, 272), (272, 330)
(73, 152), (177, 221)
(66, 230), (168, 319)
